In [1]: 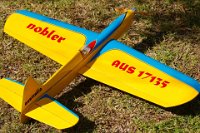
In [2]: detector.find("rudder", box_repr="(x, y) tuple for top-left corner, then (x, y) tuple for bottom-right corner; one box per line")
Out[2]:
(21, 76), (42, 123)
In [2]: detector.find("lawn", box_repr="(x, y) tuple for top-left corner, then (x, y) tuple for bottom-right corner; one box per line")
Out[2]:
(0, 0), (200, 132)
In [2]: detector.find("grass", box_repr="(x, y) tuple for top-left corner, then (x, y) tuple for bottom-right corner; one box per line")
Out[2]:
(0, 0), (200, 132)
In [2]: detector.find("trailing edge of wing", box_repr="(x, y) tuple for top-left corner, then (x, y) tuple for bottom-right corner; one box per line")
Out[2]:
(79, 40), (200, 107)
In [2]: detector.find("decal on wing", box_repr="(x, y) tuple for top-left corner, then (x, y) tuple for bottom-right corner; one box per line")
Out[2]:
(4, 10), (98, 65)
(80, 40), (200, 107)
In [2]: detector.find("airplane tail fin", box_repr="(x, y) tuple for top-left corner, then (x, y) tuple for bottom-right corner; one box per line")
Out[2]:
(22, 77), (42, 109)
(0, 78), (79, 129)
(20, 76), (42, 123)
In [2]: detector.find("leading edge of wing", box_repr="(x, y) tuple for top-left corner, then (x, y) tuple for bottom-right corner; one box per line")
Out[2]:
(16, 10), (98, 45)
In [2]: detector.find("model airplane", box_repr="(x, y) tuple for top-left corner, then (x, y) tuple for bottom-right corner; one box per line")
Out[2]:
(0, 9), (200, 129)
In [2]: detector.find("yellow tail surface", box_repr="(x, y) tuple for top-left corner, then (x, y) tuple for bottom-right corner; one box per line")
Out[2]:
(0, 78), (79, 129)
(0, 78), (24, 111)
(22, 77), (41, 111)
(25, 94), (79, 129)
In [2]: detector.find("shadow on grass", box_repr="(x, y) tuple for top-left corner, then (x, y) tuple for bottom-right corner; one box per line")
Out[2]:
(134, 0), (200, 52)
(58, 78), (98, 133)
(166, 94), (200, 116)
(133, 0), (200, 116)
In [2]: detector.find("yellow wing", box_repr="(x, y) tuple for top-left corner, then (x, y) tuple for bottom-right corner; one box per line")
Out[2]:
(4, 10), (97, 65)
(79, 40), (200, 107)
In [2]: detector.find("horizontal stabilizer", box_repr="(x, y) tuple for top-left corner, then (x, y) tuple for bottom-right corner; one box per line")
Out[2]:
(25, 94), (79, 129)
(0, 78), (24, 111)
(0, 78), (79, 129)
